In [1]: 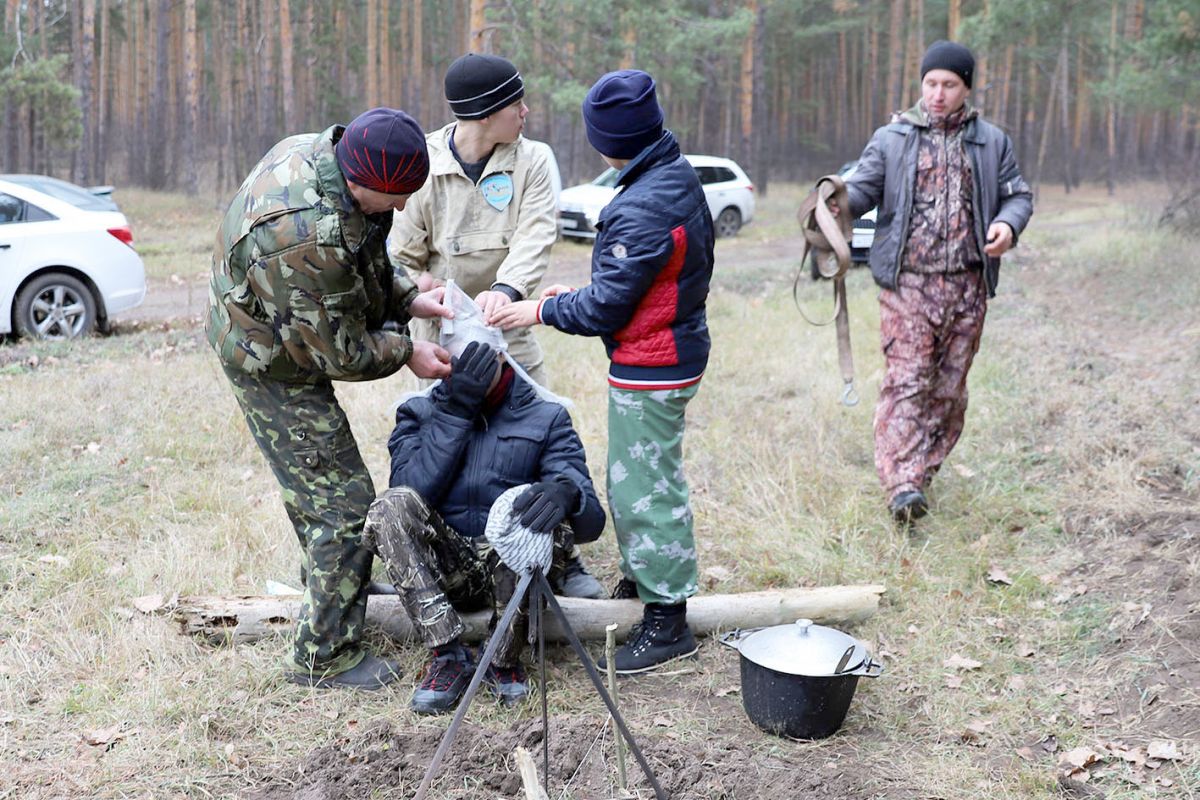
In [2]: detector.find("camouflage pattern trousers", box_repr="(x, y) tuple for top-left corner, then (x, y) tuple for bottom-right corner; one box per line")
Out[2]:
(874, 270), (987, 499)
(607, 384), (700, 606)
(223, 366), (375, 676)
(363, 486), (572, 667)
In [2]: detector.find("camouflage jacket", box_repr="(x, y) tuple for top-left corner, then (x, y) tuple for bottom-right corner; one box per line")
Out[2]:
(207, 125), (419, 383)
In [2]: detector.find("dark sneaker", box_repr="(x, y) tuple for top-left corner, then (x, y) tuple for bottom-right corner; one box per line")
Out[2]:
(889, 490), (929, 523)
(600, 603), (698, 675)
(611, 577), (639, 600)
(558, 555), (607, 599)
(410, 644), (474, 715)
(486, 662), (530, 707)
(285, 653), (401, 690)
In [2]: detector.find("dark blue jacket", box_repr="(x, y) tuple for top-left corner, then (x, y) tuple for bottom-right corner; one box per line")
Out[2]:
(538, 131), (714, 390)
(387, 372), (606, 542)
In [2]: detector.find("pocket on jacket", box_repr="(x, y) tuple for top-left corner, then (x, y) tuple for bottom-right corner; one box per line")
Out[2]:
(445, 229), (515, 257)
(494, 428), (544, 481)
(286, 286), (368, 369)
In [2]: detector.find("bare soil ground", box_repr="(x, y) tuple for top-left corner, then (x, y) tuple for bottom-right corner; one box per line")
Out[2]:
(2, 183), (1196, 799)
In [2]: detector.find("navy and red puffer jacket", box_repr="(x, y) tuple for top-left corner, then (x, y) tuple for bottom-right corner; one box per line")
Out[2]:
(538, 131), (714, 390)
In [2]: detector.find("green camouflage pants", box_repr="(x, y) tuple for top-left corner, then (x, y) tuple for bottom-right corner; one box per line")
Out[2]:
(607, 384), (700, 605)
(223, 366), (375, 676)
(364, 486), (571, 667)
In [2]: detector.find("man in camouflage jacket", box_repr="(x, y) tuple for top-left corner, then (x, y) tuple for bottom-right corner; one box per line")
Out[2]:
(841, 42), (1033, 523)
(208, 108), (453, 689)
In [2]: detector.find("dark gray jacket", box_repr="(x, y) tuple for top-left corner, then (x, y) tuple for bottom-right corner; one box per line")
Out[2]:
(845, 104), (1033, 297)
(387, 371), (606, 542)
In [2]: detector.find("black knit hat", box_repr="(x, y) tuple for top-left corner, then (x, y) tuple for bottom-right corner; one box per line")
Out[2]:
(444, 53), (525, 120)
(920, 40), (975, 88)
(335, 108), (429, 195)
(582, 70), (664, 159)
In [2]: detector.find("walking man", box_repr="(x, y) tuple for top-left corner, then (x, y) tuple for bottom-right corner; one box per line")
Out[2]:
(838, 41), (1033, 521)
(208, 108), (453, 689)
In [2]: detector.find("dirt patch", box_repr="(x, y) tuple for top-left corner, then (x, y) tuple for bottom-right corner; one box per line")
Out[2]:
(1068, 513), (1200, 740)
(246, 712), (896, 800)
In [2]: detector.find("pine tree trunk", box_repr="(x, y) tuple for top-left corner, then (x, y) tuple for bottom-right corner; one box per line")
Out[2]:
(884, 0), (904, 115)
(411, 0), (424, 120)
(739, 0), (756, 170)
(182, 0), (199, 192)
(366, 0), (378, 106)
(470, 0), (486, 52)
(96, 0), (109, 182)
(279, 0), (295, 131)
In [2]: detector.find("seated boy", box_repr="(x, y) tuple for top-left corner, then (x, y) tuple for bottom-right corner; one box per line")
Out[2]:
(364, 339), (605, 714)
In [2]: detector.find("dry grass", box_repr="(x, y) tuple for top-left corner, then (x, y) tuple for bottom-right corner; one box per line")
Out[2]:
(0, 181), (1196, 798)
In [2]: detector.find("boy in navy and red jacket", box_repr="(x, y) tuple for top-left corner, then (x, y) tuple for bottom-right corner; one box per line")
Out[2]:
(494, 69), (714, 674)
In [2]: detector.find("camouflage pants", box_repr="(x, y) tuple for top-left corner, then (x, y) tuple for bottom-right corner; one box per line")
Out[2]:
(607, 384), (700, 606)
(223, 366), (375, 676)
(409, 316), (547, 386)
(874, 270), (987, 499)
(363, 486), (571, 667)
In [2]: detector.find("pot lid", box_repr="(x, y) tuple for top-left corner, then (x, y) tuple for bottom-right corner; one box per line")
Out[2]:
(737, 619), (870, 677)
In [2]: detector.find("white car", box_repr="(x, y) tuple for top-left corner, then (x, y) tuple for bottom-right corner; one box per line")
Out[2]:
(0, 177), (145, 339)
(836, 161), (876, 263)
(558, 154), (755, 240)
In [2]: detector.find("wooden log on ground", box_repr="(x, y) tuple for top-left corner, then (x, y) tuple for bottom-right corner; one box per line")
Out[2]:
(172, 584), (886, 646)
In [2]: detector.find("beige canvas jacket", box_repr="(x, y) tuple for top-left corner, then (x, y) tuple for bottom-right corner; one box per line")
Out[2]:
(388, 123), (557, 300)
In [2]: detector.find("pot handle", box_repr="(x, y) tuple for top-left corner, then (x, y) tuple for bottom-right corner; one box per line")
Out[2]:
(853, 657), (884, 678)
(716, 628), (761, 651)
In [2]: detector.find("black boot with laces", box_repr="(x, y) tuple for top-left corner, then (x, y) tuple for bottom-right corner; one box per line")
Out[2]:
(601, 602), (698, 674)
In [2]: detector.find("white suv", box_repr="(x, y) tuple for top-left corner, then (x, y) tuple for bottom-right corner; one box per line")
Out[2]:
(558, 154), (755, 240)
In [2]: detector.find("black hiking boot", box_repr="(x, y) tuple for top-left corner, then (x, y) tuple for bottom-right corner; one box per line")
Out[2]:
(611, 577), (639, 600)
(600, 602), (698, 675)
(285, 653), (401, 690)
(889, 490), (929, 524)
(410, 643), (475, 715)
(486, 662), (530, 707)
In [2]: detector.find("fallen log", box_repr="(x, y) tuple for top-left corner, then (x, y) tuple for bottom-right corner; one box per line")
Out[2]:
(173, 584), (885, 646)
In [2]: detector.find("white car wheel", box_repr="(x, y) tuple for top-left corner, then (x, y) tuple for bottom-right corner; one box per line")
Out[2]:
(14, 273), (98, 340)
(715, 207), (742, 238)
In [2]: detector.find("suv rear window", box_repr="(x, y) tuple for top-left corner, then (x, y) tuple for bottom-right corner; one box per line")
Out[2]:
(694, 166), (738, 185)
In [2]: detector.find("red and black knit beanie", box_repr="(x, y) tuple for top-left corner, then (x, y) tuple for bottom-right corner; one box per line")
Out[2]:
(335, 108), (429, 195)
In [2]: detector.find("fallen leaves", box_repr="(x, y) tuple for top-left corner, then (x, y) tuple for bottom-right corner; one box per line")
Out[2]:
(83, 724), (137, 750)
(943, 654), (983, 671)
(131, 593), (178, 614)
(986, 565), (1013, 586)
(1047, 739), (1188, 786)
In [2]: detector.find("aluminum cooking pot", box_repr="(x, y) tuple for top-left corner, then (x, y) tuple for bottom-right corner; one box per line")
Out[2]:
(721, 619), (883, 739)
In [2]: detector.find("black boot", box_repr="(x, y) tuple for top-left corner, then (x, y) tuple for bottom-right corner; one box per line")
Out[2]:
(889, 490), (929, 523)
(601, 602), (698, 675)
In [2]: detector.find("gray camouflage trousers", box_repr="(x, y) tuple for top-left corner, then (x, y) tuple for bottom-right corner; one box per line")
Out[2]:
(364, 486), (571, 667)
(223, 366), (375, 676)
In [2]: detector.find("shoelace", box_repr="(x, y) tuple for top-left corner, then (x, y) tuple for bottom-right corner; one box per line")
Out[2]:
(488, 664), (526, 685)
(420, 652), (468, 691)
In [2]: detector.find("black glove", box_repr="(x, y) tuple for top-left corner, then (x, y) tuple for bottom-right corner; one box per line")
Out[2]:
(512, 478), (581, 535)
(443, 341), (498, 418)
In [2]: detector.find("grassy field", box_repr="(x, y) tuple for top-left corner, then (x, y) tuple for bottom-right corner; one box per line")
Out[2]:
(0, 181), (1196, 799)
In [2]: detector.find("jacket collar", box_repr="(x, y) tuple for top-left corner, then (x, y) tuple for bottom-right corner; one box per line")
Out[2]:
(896, 101), (984, 143)
(316, 125), (374, 250)
(616, 130), (681, 188)
(428, 122), (520, 180)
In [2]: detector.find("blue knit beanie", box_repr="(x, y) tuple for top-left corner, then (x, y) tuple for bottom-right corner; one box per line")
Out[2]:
(336, 108), (429, 195)
(581, 70), (664, 159)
